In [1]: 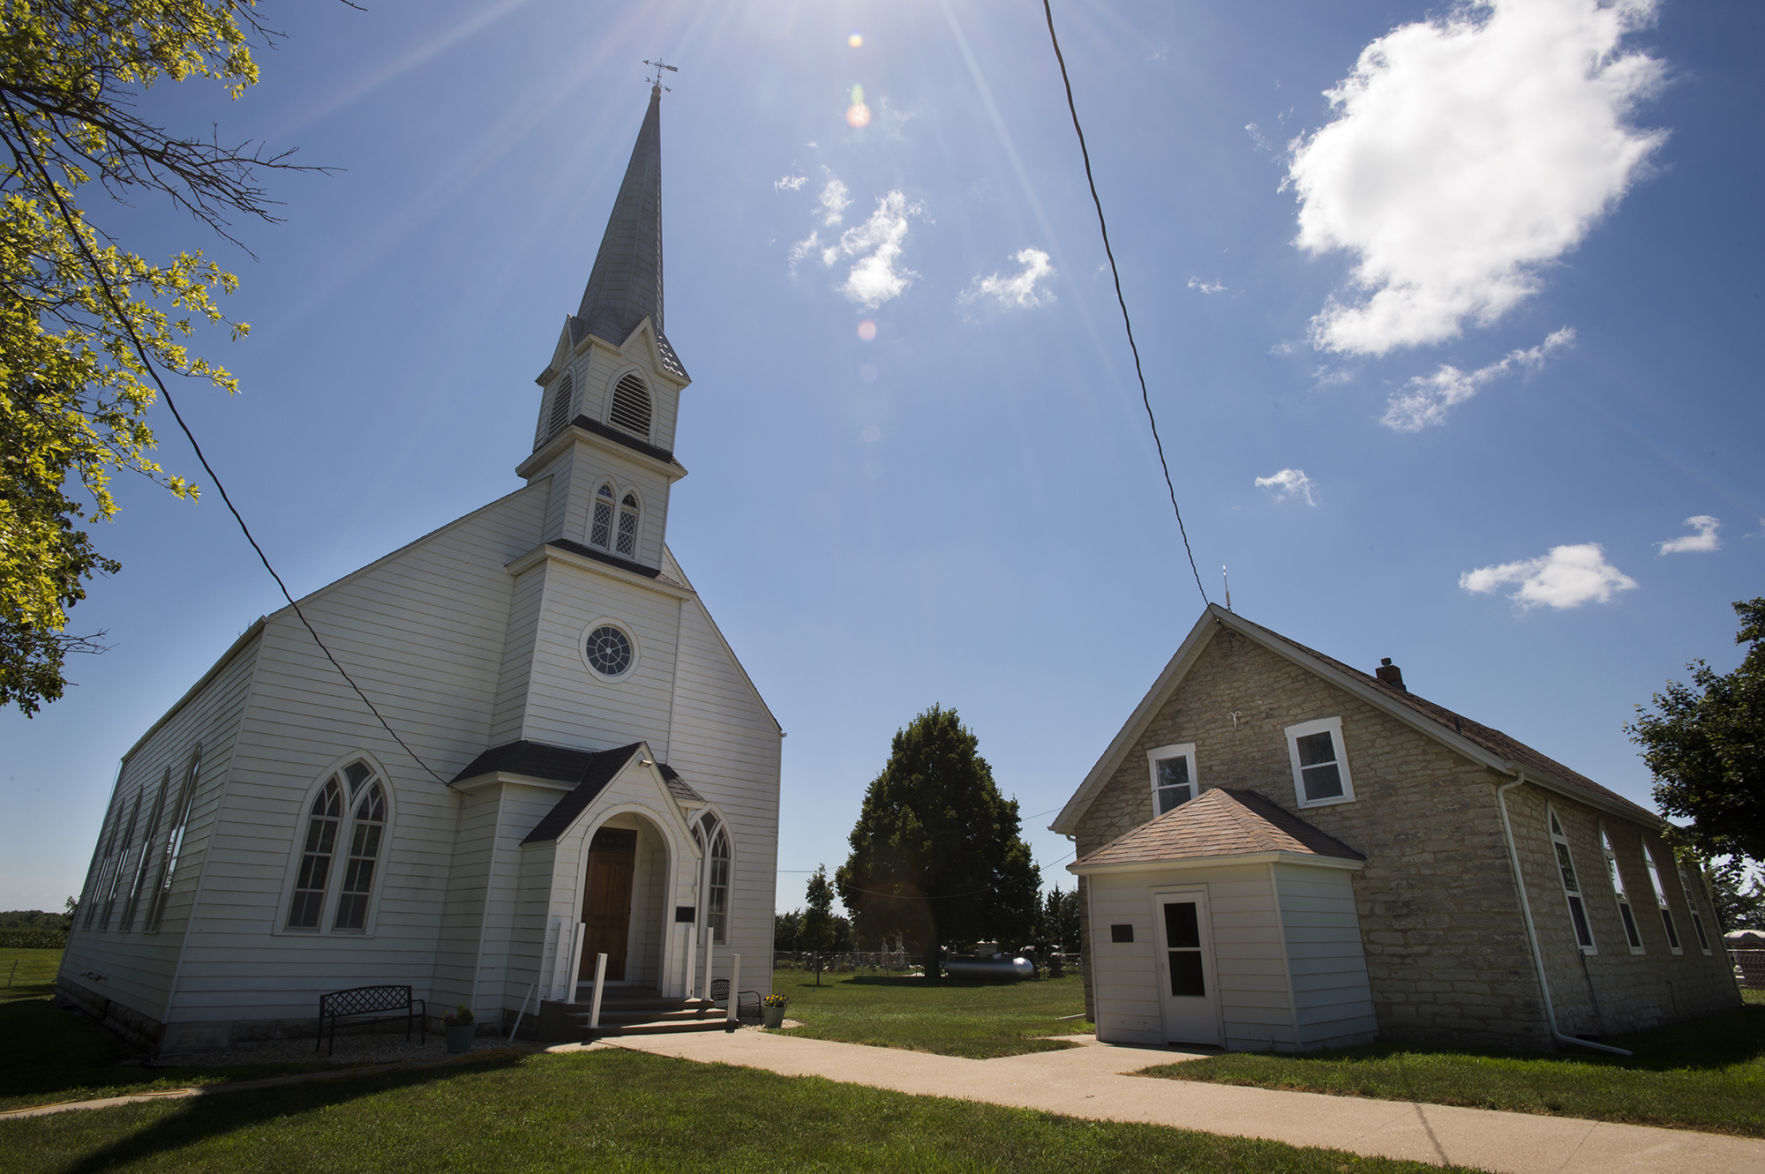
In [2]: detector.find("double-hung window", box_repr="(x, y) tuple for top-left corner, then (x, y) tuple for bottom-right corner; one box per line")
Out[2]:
(1641, 841), (1681, 954)
(1601, 828), (1644, 953)
(1677, 863), (1712, 954)
(1547, 807), (1595, 952)
(1146, 744), (1197, 816)
(1285, 717), (1355, 808)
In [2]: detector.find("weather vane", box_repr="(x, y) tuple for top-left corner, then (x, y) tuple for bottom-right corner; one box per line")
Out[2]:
(643, 58), (678, 92)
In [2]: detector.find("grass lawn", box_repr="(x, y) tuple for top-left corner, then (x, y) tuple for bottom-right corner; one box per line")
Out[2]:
(769, 967), (1092, 1058)
(0, 1047), (1477, 1174)
(1140, 1002), (1765, 1137)
(0, 949), (336, 1112)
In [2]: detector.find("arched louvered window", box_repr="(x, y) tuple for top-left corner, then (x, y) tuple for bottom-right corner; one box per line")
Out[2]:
(546, 372), (576, 440)
(617, 493), (639, 558)
(590, 483), (616, 550)
(285, 759), (392, 933)
(609, 372), (652, 438)
(1547, 806), (1594, 953)
(287, 780), (342, 929)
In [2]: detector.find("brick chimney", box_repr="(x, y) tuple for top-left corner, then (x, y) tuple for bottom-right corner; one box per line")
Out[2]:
(1375, 657), (1406, 692)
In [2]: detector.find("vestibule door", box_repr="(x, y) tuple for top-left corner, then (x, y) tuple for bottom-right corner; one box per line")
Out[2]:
(582, 828), (637, 981)
(1152, 887), (1221, 1047)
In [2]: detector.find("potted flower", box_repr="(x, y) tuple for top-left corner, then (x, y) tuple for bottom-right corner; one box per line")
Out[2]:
(444, 1004), (476, 1054)
(761, 993), (788, 1029)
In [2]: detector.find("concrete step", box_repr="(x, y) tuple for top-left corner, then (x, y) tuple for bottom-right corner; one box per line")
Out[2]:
(589, 1017), (735, 1038)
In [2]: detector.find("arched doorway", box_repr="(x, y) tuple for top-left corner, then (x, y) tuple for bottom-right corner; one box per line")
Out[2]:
(579, 815), (671, 986)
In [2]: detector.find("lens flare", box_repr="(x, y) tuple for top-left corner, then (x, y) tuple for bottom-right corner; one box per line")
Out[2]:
(850, 83), (865, 104)
(857, 319), (877, 341)
(848, 33), (863, 49)
(846, 103), (871, 129)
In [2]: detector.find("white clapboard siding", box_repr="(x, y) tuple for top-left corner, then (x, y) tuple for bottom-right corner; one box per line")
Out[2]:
(1086, 873), (1163, 1044)
(1274, 865), (1377, 1048)
(658, 575), (783, 993)
(59, 626), (264, 1026)
(163, 486), (547, 1023)
(489, 567), (546, 746)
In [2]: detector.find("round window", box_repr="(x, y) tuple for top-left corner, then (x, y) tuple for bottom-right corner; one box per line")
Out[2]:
(585, 625), (633, 678)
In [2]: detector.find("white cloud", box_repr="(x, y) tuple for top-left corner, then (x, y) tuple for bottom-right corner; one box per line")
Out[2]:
(1254, 468), (1317, 506)
(961, 248), (1056, 309)
(1460, 542), (1637, 609)
(818, 177), (852, 226)
(1244, 122), (1272, 153)
(822, 191), (923, 309)
(774, 173), (807, 192)
(1658, 515), (1720, 555)
(787, 231), (821, 274)
(1187, 277), (1226, 295)
(1382, 326), (1575, 431)
(1288, 0), (1666, 355)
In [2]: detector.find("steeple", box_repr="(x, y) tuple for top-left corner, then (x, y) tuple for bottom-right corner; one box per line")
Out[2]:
(570, 82), (685, 379)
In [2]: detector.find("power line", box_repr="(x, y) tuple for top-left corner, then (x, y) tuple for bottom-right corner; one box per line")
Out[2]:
(1041, 0), (1211, 611)
(2, 94), (447, 786)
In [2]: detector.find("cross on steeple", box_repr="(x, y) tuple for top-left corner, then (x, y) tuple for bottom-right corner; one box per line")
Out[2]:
(643, 58), (677, 92)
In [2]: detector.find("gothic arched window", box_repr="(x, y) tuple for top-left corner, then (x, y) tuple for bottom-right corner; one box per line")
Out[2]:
(617, 492), (640, 558)
(285, 760), (392, 933)
(692, 811), (732, 945)
(590, 483), (616, 550)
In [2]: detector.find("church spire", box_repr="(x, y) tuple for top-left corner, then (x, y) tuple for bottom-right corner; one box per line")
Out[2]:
(570, 82), (682, 377)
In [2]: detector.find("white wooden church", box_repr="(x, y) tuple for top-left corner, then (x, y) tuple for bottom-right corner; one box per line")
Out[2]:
(57, 84), (783, 1051)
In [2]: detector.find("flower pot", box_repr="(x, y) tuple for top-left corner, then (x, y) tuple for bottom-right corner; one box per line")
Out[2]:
(761, 1003), (786, 1029)
(445, 1023), (476, 1054)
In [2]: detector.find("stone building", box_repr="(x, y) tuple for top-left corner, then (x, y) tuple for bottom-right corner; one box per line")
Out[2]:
(1053, 604), (1739, 1052)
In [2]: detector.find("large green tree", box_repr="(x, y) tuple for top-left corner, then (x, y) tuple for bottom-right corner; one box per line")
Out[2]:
(801, 864), (837, 986)
(1, 1), (304, 714)
(836, 705), (1040, 978)
(1627, 597), (1765, 865)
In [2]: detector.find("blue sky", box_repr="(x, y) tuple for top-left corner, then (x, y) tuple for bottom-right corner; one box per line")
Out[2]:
(3, 0), (1760, 915)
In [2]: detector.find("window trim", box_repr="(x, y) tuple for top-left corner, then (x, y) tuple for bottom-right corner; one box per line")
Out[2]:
(1546, 805), (1596, 954)
(119, 768), (170, 931)
(82, 781), (126, 930)
(101, 793), (142, 930)
(1640, 840), (1682, 955)
(145, 744), (204, 932)
(615, 490), (641, 559)
(275, 755), (394, 937)
(1600, 827), (1644, 954)
(1146, 743), (1198, 817)
(579, 618), (638, 681)
(607, 369), (653, 441)
(1284, 716), (1355, 808)
(589, 481), (617, 551)
(692, 809), (734, 946)
(1677, 862), (1713, 955)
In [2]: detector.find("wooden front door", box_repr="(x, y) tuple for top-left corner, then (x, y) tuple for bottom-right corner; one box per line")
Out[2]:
(582, 828), (637, 982)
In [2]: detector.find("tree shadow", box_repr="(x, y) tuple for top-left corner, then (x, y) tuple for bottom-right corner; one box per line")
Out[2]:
(51, 1052), (528, 1174)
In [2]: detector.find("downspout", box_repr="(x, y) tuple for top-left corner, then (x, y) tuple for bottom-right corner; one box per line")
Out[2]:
(1495, 773), (1632, 1056)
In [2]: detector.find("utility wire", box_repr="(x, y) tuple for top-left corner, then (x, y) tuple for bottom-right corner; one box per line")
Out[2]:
(1041, 1), (1211, 611)
(3, 94), (448, 786)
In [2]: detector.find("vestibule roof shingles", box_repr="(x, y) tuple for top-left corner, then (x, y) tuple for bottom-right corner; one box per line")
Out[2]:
(1052, 604), (1660, 836)
(1074, 787), (1364, 871)
(448, 740), (702, 845)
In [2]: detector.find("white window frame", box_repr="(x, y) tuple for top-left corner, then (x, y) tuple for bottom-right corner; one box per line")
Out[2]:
(119, 768), (170, 931)
(1284, 716), (1355, 808)
(1677, 862), (1713, 955)
(615, 489), (641, 560)
(1601, 827), (1644, 954)
(691, 809), (733, 946)
(1547, 805), (1596, 954)
(589, 481), (617, 551)
(1641, 840), (1682, 955)
(606, 369), (653, 441)
(275, 755), (394, 937)
(145, 744), (204, 932)
(1146, 743), (1197, 816)
(579, 618), (639, 681)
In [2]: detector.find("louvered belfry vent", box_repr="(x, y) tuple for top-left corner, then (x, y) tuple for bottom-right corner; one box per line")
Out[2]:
(609, 373), (652, 438)
(546, 372), (575, 441)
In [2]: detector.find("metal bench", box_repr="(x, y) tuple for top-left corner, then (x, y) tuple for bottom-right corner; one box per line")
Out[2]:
(709, 978), (761, 1020)
(316, 984), (426, 1054)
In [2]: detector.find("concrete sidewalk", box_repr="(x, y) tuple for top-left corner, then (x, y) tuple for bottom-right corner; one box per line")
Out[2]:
(598, 1031), (1765, 1174)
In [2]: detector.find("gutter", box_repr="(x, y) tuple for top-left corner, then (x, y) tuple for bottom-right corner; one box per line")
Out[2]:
(1495, 772), (1631, 1057)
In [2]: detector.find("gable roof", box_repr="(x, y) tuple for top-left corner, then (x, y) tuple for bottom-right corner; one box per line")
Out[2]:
(1072, 787), (1363, 872)
(448, 739), (702, 844)
(569, 84), (687, 381)
(1052, 604), (1660, 835)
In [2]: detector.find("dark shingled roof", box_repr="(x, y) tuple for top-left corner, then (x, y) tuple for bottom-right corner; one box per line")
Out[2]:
(1221, 608), (1660, 825)
(449, 740), (702, 845)
(1076, 787), (1364, 869)
(569, 84), (687, 381)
